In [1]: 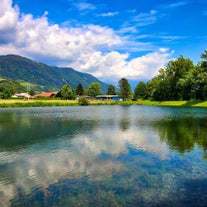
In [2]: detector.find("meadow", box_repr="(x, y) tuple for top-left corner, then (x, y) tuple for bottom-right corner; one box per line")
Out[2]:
(1, 99), (207, 108)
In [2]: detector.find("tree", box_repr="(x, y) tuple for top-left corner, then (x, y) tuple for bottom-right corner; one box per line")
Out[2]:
(118, 78), (132, 100)
(199, 50), (207, 98)
(147, 56), (195, 101)
(0, 86), (12, 99)
(134, 81), (147, 100)
(29, 89), (35, 96)
(78, 97), (89, 106)
(107, 85), (116, 95)
(76, 83), (84, 96)
(60, 84), (74, 99)
(0, 79), (26, 94)
(201, 50), (207, 60)
(164, 55), (194, 100)
(146, 76), (162, 100)
(200, 50), (207, 74)
(87, 82), (102, 97)
(192, 64), (207, 100)
(180, 50), (207, 100)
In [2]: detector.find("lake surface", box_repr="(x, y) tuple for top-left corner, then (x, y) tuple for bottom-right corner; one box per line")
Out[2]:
(0, 105), (207, 207)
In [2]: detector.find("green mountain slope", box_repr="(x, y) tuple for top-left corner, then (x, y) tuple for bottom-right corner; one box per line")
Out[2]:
(0, 54), (108, 92)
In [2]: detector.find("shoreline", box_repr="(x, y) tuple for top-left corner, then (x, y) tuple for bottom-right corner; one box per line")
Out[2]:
(1, 99), (207, 108)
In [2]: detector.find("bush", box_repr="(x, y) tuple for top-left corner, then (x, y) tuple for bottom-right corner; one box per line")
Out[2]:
(78, 97), (89, 106)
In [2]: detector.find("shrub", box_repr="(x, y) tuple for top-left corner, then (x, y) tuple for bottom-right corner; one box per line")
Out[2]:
(78, 97), (89, 106)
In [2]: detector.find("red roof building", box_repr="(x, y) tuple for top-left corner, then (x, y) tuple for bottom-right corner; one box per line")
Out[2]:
(33, 92), (57, 98)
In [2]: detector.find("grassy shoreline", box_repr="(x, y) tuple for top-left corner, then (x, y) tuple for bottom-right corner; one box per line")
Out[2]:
(1, 99), (207, 108)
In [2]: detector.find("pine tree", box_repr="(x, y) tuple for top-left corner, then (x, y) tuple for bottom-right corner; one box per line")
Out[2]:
(118, 78), (132, 100)
(76, 83), (84, 96)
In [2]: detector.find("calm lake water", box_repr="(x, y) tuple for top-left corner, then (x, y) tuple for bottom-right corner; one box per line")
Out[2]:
(0, 105), (207, 207)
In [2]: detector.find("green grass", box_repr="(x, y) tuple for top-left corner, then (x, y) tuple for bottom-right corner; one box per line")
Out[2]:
(1, 99), (207, 108)
(137, 100), (207, 107)
(19, 81), (37, 87)
(150, 101), (187, 106)
(0, 100), (78, 108)
(189, 101), (207, 107)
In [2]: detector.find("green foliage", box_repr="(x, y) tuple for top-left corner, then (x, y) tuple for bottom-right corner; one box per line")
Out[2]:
(76, 83), (84, 96)
(0, 79), (26, 93)
(107, 85), (116, 95)
(201, 50), (207, 60)
(78, 97), (89, 106)
(60, 84), (74, 100)
(87, 82), (102, 97)
(29, 89), (35, 96)
(0, 86), (12, 99)
(118, 78), (132, 100)
(147, 55), (195, 101)
(0, 79), (27, 99)
(144, 51), (207, 101)
(134, 81), (147, 100)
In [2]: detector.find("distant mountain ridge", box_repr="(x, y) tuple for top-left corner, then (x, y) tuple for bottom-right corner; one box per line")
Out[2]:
(0, 54), (108, 92)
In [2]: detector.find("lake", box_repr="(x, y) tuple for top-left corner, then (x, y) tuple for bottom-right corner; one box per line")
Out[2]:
(0, 105), (207, 207)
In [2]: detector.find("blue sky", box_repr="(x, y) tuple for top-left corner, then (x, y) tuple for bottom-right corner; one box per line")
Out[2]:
(0, 0), (207, 85)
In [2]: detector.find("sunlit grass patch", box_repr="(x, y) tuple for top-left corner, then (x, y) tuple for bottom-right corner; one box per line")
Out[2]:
(0, 99), (78, 107)
(1, 99), (207, 108)
(191, 101), (207, 107)
(158, 101), (187, 106)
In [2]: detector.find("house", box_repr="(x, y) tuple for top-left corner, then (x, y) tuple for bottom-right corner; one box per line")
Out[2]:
(96, 95), (120, 101)
(12, 93), (31, 99)
(33, 92), (57, 98)
(76, 95), (94, 100)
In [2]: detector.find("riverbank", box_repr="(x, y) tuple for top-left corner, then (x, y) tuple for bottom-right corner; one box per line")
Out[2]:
(0, 99), (78, 108)
(1, 99), (207, 108)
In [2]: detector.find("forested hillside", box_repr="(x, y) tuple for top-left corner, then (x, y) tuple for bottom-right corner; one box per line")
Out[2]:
(0, 54), (108, 92)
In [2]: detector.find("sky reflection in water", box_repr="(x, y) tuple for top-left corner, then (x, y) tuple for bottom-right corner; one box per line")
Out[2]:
(0, 106), (207, 207)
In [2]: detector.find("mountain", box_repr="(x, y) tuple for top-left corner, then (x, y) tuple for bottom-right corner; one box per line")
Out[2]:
(0, 54), (109, 92)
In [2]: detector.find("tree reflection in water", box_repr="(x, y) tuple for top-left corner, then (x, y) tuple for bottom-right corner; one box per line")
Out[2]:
(153, 117), (207, 157)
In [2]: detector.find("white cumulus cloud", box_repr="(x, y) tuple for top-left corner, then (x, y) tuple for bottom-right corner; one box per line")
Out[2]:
(0, 0), (19, 43)
(0, 0), (172, 83)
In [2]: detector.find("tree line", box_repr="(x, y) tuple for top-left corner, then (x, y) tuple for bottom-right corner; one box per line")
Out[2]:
(59, 78), (132, 100)
(1, 50), (207, 101)
(142, 50), (207, 101)
(117, 49), (207, 101)
(67, 49), (207, 102)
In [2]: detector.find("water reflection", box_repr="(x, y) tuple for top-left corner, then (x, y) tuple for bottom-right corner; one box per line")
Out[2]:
(0, 106), (207, 206)
(153, 116), (207, 156)
(0, 107), (99, 150)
